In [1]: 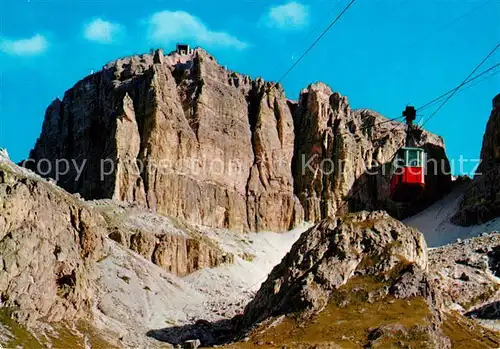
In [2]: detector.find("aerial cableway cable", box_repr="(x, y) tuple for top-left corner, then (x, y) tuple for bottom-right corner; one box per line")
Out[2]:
(276, 0), (357, 85)
(416, 61), (500, 112)
(240, 4), (500, 293)
(420, 43), (500, 127)
(266, 59), (500, 163)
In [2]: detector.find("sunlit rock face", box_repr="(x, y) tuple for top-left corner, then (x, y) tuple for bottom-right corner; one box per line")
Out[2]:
(292, 83), (451, 222)
(0, 155), (105, 325)
(28, 48), (450, 232)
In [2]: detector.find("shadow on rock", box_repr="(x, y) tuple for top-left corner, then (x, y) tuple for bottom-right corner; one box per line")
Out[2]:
(347, 141), (451, 221)
(467, 301), (500, 320)
(487, 245), (500, 276)
(146, 318), (242, 347)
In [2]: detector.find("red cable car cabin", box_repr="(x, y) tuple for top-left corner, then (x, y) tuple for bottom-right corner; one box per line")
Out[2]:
(390, 147), (425, 202)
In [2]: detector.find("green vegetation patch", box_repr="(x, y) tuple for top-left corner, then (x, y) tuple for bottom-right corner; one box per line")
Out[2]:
(442, 312), (500, 349)
(225, 275), (433, 349)
(0, 308), (116, 349)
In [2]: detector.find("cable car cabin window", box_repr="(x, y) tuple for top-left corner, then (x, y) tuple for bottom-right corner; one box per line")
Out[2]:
(405, 148), (423, 167)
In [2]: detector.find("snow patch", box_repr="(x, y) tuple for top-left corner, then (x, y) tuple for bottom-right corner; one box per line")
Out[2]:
(404, 185), (500, 247)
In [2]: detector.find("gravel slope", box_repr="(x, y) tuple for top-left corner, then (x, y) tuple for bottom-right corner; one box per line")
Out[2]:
(405, 184), (500, 247)
(92, 225), (311, 347)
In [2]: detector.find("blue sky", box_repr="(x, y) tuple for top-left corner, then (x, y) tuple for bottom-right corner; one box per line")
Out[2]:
(0, 0), (499, 175)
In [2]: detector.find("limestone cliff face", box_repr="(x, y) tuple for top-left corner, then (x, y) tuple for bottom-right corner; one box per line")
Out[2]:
(96, 202), (232, 277)
(292, 83), (451, 221)
(116, 230), (228, 277)
(29, 48), (301, 233)
(452, 94), (500, 225)
(0, 148), (235, 334)
(477, 94), (500, 175)
(28, 48), (451, 231)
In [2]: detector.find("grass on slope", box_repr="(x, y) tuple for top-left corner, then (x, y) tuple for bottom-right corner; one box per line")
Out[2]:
(0, 308), (116, 349)
(225, 276), (431, 349)
(442, 312), (500, 349)
(224, 276), (500, 349)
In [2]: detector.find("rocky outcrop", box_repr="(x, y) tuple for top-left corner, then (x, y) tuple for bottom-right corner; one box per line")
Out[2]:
(27, 48), (451, 232)
(161, 212), (476, 348)
(477, 94), (500, 174)
(429, 232), (500, 312)
(0, 152), (105, 325)
(240, 211), (429, 328)
(27, 48), (302, 233)
(292, 83), (451, 222)
(452, 94), (500, 226)
(97, 202), (232, 276)
(153, 234), (229, 277)
(140, 212), (500, 348)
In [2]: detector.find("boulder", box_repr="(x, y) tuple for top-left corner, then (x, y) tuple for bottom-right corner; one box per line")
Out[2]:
(183, 339), (201, 349)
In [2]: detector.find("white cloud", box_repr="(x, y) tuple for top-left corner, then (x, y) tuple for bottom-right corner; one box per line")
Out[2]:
(148, 11), (248, 50)
(84, 18), (124, 44)
(0, 34), (48, 56)
(264, 1), (310, 30)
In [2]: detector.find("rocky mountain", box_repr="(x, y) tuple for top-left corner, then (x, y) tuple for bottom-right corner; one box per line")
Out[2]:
(453, 93), (500, 226)
(27, 48), (451, 233)
(2, 147), (500, 348)
(147, 212), (500, 348)
(0, 147), (235, 347)
(240, 211), (429, 328)
(27, 48), (301, 233)
(0, 150), (105, 325)
(292, 83), (451, 221)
